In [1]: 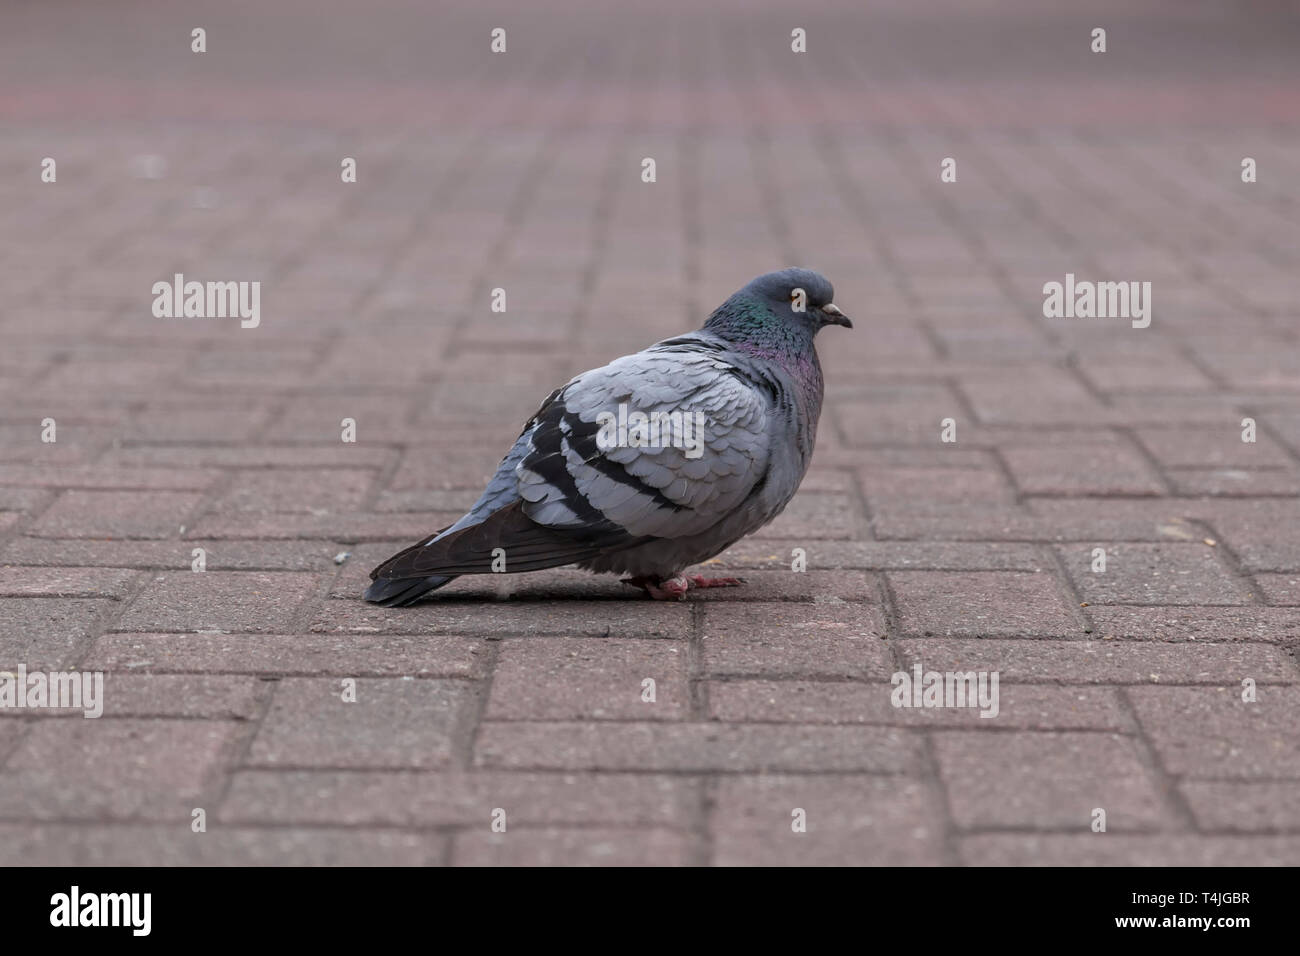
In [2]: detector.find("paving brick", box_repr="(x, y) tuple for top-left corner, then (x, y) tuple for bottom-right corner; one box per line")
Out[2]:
(1, 537), (344, 571)
(834, 385), (967, 445)
(264, 396), (428, 444)
(1255, 572), (1300, 605)
(310, 598), (692, 639)
(387, 443), (512, 492)
(0, 824), (445, 866)
(452, 828), (691, 866)
(751, 492), (861, 540)
(187, 511), (461, 541)
(786, 468), (856, 494)
(1164, 499), (1300, 572)
(1128, 685), (1300, 778)
(1168, 468), (1300, 496)
(1180, 781), (1300, 832)
(0, 486), (51, 511)
(220, 770), (699, 827)
(1058, 542), (1252, 605)
(487, 638), (688, 720)
(933, 732), (1171, 830)
(1001, 442), (1165, 496)
(246, 677), (470, 769)
(710, 774), (946, 866)
(829, 446), (991, 470)
(475, 722), (920, 773)
(888, 570), (1080, 637)
(1188, 347), (1300, 392)
(896, 638), (1299, 685)
(700, 603), (892, 678)
(859, 464), (1016, 513)
(0, 565), (138, 598)
(1135, 425), (1293, 468)
(426, 381), (566, 426)
(84, 631), (486, 678)
(0, 719), (238, 820)
(1087, 605), (1300, 642)
(91, 674), (263, 719)
(29, 489), (203, 538)
(1074, 353), (1215, 393)
(0, 597), (108, 671)
(872, 510), (1174, 543)
(0, 422), (106, 465)
(1025, 499), (1215, 543)
(0, 719), (27, 757)
(958, 373), (1104, 426)
(959, 834), (1300, 866)
(101, 444), (398, 470)
(715, 539), (1049, 572)
(40, 357), (188, 395)
(216, 469), (375, 513)
(1264, 411), (1300, 460)
(374, 488), (480, 513)
(708, 680), (1131, 730)
(114, 570), (321, 633)
(125, 406), (274, 442)
(0, 673), (262, 720)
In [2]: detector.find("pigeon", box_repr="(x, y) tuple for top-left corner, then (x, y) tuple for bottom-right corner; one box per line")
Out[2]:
(365, 268), (851, 605)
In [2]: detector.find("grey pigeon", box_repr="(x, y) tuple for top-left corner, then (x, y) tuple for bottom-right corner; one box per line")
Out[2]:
(365, 268), (851, 605)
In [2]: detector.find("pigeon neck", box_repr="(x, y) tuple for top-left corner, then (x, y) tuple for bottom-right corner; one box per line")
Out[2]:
(703, 297), (818, 361)
(710, 325), (826, 411)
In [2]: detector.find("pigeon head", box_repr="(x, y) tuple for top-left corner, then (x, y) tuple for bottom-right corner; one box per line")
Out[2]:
(704, 268), (852, 348)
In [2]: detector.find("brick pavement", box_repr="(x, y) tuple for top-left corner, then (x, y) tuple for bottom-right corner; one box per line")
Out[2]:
(1, 0), (1299, 865)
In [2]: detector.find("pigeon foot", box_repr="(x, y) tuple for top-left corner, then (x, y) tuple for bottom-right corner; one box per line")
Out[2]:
(622, 574), (746, 600)
(685, 574), (746, 589)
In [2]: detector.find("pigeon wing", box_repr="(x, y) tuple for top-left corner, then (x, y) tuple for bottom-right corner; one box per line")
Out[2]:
(519, 346), (774, 539)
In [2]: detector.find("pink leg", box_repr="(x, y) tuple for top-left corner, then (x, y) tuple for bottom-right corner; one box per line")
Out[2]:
(622, 574), (746, 600)
(685, 574), (746, 589)
(622, 574), (690, 600)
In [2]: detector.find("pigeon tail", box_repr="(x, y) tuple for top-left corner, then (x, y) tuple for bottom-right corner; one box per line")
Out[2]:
(363, 573), (457, 607)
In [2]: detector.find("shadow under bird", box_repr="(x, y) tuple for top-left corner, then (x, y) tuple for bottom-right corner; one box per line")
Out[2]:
(366, 268), (852, 605)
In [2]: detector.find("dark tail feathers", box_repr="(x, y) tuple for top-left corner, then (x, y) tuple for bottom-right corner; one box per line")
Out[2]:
(363, 574), (457, 607)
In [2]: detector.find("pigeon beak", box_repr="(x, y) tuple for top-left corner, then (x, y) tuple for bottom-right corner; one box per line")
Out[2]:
(821, 303), (853, 329)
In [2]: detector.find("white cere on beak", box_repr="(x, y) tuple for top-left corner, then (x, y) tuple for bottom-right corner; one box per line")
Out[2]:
(823, 303), (843, 315)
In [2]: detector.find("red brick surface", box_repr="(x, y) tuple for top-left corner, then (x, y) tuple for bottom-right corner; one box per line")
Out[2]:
(2, 0), (1299, 865)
